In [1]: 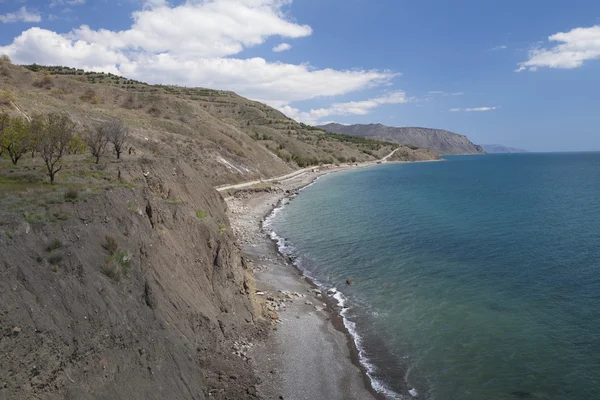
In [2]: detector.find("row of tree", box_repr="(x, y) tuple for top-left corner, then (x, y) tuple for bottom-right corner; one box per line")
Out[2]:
(0, 112), (129, 183)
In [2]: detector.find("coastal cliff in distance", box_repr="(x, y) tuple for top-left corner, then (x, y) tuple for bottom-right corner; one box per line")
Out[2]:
(481, 144), (529, 153)
(319, 123), (486, 155)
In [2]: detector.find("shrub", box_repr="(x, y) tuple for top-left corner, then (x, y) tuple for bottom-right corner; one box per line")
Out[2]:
(103, 249), (132, 282)
(0, 54), (11, 65)
(24, 212), (44, 224)
(45, 238), (63, 252)
(103, 235), (118, 255)
(127, 202), (138, 212)
(47, 253), (63, 265)
(32, 73), (53, 89)
(0, 89), (16, 105)
(64, 188), (78, 201)
(196, 209), (208, 222)
(80, 88), (101, 104)
(4, 231), (13, 239)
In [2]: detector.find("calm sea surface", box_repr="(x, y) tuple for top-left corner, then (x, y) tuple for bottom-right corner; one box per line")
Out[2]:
(266, 153), (600, 400)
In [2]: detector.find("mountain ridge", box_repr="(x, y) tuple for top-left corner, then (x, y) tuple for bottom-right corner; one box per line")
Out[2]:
(319, 123), (485, 155)
(481, 144), (528, 153)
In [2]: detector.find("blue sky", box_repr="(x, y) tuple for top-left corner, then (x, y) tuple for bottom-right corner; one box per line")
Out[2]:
(1, 0), (600, 151)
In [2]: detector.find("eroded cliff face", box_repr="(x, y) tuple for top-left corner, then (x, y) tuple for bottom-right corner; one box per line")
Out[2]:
(0, 160), (264, 400)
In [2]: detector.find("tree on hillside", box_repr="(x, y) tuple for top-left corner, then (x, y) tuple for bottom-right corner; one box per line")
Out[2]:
(104, 119), (129, 159)
(0, 112), (9, 157)
(36, 113), (77, 184)
(84, 122), (110, 164)
(67, 134), (86, 155)
(1, 116), (30, 165)
(27, 116), (43, 158)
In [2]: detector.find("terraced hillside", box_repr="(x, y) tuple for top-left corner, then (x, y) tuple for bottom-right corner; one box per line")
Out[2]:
(1, 63), (407, 186)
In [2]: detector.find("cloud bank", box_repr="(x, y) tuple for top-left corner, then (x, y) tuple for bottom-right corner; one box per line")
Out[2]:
(518, 25), (600, 71)
(0, 0), (400, 123)
(0, 7), (42, 23)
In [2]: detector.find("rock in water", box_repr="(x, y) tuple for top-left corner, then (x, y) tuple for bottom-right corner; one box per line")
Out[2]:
(409, 388), (419, 397)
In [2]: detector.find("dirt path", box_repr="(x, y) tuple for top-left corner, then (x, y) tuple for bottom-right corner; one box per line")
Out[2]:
(215, 148), (399, 192)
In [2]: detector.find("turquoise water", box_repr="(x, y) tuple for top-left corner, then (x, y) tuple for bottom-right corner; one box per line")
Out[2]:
(266, 153), (600, 400)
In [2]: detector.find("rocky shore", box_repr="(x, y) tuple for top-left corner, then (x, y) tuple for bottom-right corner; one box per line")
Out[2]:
(224, 167), (384, 400)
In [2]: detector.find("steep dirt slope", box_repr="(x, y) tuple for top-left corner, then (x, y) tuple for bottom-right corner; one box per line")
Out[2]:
(0, 159), (266, 400)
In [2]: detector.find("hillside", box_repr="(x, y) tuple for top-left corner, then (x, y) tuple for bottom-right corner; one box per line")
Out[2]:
(481, 144), (528, 153)
(0, 63), (410, 187)
(319, 123), (485, 155)
(0, 60), (439, 399)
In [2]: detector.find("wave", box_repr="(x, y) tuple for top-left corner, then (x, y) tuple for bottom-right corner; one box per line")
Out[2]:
(262, 187), (405, 400)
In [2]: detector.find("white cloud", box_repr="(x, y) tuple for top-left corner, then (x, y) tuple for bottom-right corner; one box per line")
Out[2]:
(279, 91), (410, 124)
(272, 43), (292, 52)
(0, 6), (41, 23)
(50, 0), (86, 7)
(450, 107), (497, 112)
(0, 0), (400, 121)
(72, 1), (312, 58)
(1, 27), (126, 73)
(428, 91), (464, 96)
(490, 45), (507, 51)
(517, 25), (600, 71)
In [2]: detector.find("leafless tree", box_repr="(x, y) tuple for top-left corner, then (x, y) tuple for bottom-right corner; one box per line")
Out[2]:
(104, 119), (129, 159)
(37, 113), (76, 184)
(84, 122), (110, 164)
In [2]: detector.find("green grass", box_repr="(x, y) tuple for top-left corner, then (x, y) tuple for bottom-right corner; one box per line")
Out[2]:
(195, 209), (208, 222)
(4, 231), (13, 239)
(24, 211), (45, 224)
(64, 188), (78, 201)
(127, 202), (138, 212)
(103, 249), (132, 282)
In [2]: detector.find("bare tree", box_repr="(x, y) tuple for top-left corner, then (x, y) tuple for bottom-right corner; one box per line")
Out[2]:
(104, 119), (129, 159)
(37, 113), (76, 184)
(84, 123), (110, 164)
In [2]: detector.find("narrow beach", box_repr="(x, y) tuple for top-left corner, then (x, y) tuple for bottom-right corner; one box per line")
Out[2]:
(225, 165), (389, 400)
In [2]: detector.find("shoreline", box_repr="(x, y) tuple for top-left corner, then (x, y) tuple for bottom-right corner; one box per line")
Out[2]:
(225, 162), (412, 399)
(261, 180), (399, 400)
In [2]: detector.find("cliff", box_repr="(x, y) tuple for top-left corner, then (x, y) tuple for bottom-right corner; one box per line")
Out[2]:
(319, 123), (486, 155)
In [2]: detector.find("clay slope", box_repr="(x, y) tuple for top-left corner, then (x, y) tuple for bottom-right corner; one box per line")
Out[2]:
(0, 159), (266, 400)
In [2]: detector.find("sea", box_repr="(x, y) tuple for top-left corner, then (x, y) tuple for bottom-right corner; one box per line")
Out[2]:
(264, 153), (600, 400)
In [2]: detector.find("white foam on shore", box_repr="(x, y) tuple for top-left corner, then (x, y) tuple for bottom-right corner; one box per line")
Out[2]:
(262, 185), (404, 400)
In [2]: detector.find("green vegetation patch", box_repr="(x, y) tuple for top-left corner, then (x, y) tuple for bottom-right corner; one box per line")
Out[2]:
(196, 209), (208, 222)
(102, 235), (132, 282)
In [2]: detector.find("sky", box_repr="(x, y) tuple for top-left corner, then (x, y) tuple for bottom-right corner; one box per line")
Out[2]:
(1, 0), (600, 151)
